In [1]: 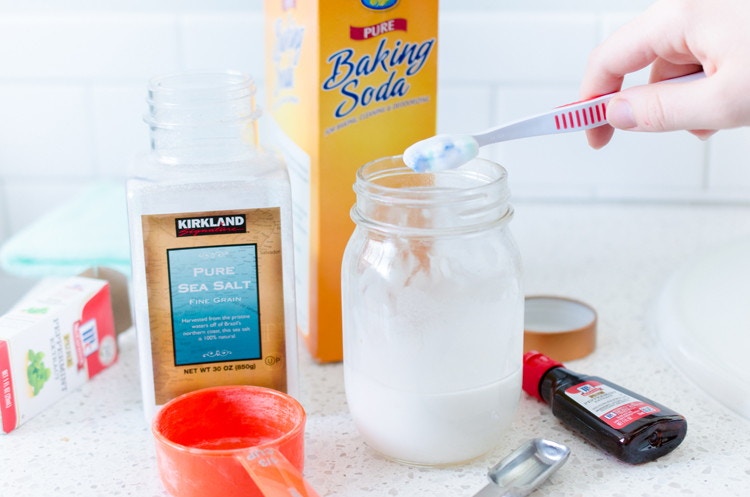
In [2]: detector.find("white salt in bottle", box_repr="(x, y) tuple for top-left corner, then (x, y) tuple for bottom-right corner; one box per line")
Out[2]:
(341, 156), (523, 466)
(127, 71), (298, 421)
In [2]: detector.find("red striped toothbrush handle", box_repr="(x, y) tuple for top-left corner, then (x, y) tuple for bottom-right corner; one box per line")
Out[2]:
(554, 70), (706, 131)
(553, 95), (611, 131)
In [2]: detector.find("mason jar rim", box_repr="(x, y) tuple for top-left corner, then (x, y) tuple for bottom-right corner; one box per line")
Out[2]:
(351, 155), (513, 236)
(354, 155), (510, 205)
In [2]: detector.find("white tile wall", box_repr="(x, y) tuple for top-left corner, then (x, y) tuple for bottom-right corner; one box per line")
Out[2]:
(0, 0), (747, 246)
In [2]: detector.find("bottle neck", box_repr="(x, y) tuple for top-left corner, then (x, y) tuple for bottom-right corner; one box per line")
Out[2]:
(351, 156), (512, 236)
(540, 367), (588, 405)
(145, 71), (261, 165)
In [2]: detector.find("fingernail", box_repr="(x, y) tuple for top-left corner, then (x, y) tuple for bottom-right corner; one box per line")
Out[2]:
(606, 98), (637, 129)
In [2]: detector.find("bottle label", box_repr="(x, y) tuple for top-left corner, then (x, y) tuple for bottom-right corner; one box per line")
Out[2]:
(565, 381), (661, 429)
(141, 208), (287, 405)
(168, 244), (261, 366)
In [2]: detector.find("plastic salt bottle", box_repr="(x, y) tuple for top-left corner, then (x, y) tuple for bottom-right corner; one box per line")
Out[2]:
(341, 155), (524, 466)
(127, 71), (298, 421)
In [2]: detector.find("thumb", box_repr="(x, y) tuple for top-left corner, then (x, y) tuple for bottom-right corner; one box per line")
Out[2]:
(605, 78), (717, 133)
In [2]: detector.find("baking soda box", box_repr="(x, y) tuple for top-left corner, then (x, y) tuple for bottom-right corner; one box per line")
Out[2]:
(264, 0), (438, 361)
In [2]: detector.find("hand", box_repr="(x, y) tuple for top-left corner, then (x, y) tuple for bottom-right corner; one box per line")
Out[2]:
(580, 0), (750, 149)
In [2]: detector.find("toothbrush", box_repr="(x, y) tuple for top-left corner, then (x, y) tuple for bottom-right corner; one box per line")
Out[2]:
(403, 71), (706, 173)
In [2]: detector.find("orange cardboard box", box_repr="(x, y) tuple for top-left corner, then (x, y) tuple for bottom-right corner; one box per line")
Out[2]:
(264, 0), (438, 362)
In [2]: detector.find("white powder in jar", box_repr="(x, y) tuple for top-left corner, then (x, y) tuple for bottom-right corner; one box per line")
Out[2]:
(342, 240), (523, 465)
(345, 367), (521, 465)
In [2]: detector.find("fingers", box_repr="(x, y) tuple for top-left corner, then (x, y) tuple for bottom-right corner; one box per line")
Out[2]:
(605, 98), (636, 130)
(585, 70), (713, 148)
(585, 72), (705, 148)
(579, 1), (690, 101)
(581, 0), (750, 147)
(608, 76), (724, 133)
(580, 2), (687, 148)
(688, 129), (717, 140)
(586, 72), (722, 149)
(649, 61), (705, 84)
(585, 125), (615, 150)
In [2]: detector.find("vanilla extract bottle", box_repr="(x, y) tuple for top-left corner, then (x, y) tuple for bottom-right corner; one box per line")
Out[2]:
(523, 351), (687, 464)
(127, 71), (298, 421)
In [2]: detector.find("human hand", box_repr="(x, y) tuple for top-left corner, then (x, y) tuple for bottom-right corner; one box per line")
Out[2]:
(580, 0), (750, 149)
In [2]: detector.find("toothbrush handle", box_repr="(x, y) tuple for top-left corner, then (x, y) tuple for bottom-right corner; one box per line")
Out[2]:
(473, 108), (577, 146)
(473, 71), (705, 147)
(550, 94), (613, 132)
(553, 70), (706, 131)
(473, 93), (613, 146)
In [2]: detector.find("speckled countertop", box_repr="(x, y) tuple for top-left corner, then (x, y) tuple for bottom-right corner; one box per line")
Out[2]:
(3, 201), (750, 497)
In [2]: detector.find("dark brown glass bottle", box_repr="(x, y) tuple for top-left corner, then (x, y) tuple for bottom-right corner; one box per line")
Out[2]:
(523, 351), (687, 464)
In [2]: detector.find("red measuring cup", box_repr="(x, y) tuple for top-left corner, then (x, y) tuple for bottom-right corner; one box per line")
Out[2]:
(152, 385), (319, 497)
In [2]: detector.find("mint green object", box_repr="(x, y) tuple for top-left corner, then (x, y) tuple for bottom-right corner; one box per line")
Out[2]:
(0, 181), (131, 277)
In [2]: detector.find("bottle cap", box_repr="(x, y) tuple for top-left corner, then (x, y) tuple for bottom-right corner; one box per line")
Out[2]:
(522, 351), (564, 401)
(523, 296), (597, 361)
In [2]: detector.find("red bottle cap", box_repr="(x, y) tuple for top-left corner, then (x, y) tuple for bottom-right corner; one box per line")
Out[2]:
(522, 351), (564, 401)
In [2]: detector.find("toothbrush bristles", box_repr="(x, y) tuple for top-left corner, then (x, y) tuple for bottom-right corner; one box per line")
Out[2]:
(403, 134), (479, 173)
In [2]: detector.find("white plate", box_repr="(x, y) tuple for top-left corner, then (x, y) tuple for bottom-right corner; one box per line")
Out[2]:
(653, 237), (750, 420)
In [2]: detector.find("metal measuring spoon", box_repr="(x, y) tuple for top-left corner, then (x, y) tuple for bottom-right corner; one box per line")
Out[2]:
(471, 439), (570, 497)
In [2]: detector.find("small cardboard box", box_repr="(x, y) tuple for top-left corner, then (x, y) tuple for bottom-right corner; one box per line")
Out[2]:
(264, 0), (439, 362)
(0, 267), (130, 433)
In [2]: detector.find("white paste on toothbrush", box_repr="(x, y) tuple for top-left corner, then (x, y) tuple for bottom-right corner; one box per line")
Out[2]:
(403, 134), (479, 173)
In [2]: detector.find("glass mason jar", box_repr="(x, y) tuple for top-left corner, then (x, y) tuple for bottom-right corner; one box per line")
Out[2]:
(341, 156), (523, 466)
